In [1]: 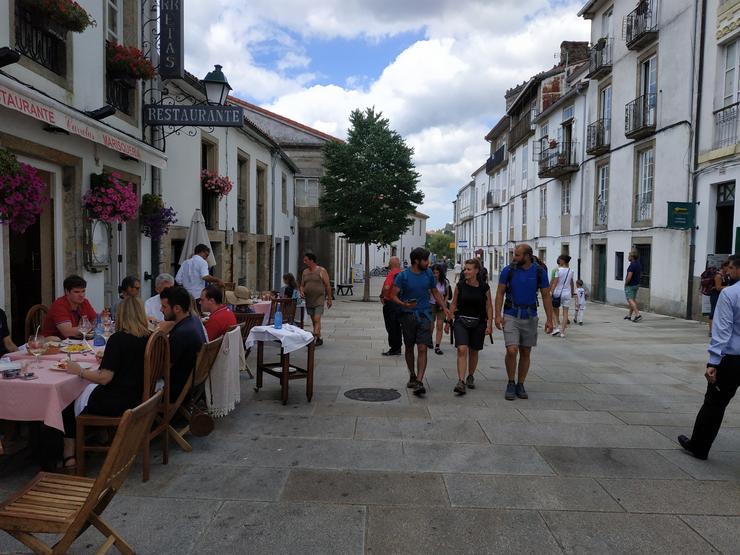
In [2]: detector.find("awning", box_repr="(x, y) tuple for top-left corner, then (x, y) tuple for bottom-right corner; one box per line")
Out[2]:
(0, 75), (167, 169)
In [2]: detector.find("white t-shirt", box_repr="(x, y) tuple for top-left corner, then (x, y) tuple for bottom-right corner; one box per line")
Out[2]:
(576, 287), (586, 306)
(553, 267), (574, 299)
(144, 294), (164, 321)
(176, 255), (209, 298)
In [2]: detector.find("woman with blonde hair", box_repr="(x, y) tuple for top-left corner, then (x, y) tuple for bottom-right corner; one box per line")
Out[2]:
(60, 296), (151, 470)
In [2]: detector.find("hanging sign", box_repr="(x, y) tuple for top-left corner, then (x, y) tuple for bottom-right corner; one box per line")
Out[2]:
(667, 202), (695, 229)
(159, 0), (184, 79)
(143, 105), (243, 126)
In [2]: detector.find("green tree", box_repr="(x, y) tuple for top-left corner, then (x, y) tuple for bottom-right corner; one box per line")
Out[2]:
(319, 108), (423, 301)
(426, 231), (454, 261)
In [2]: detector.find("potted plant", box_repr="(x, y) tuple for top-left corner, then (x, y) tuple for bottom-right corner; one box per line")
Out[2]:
(20, 0), (95, 35)
(139, 193), (177, 240)
(0, 148), (49, 233)
(201, 169), (233, 199)
(549, 139), (558, 149)
(83, 172), (139, 223)
(106, 41), (156, 81)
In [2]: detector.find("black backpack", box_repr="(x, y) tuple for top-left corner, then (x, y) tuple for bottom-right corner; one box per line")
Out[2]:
(503, 261), (546, 311)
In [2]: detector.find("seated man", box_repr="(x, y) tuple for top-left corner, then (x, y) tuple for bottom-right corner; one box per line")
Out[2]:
(160, 285), (206, 401)
(41, 275), (98, 338)
(200, 285), (237, 341)
(0, 308), (18, 357)
(145, 272), (174, 322)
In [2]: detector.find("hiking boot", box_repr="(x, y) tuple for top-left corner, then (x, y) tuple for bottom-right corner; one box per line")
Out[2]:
(412, 381), (426, 396)
(505, 382), (516, 400)
(515, 383), (528, 399)
(406, 374), (418, 388)
(633, 314), (643, 322)
(465, 374), (475, 389)
(453, 380), (466, 395)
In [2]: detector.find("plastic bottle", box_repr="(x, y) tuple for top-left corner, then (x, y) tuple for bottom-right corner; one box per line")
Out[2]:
(274, 303), (283, 329)
(93, 313), (106, 346)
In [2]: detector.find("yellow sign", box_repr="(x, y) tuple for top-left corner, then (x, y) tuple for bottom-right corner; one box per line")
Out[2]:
(448, 242), (455, 249)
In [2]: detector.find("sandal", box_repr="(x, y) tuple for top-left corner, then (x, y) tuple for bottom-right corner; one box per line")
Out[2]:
(62, 456), (77, 473)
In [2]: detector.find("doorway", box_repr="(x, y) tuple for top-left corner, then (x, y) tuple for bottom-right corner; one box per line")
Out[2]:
(592, 244), (607, 302)
(715, 182), (735, 254)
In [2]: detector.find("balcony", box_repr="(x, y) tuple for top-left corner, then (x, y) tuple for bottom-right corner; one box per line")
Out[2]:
(595, 198), (608, 227)
(623, 1), (658, 51)
(625, 94), (656, 139)
(105, 76), (134, 116)
(714, 102), (739, 149)
(14, 3), (67, 76)
(486, 145), (507, 175)
(486, 191), (500, 209)
(587, 38), (612, 79)
(586, 119), (611, 155)
(538, 141), (578, 179)
(508, 111), (534, 152)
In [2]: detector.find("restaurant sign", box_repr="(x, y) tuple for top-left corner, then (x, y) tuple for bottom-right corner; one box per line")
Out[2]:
(159, 0), (184, 79)
(667, 201), (695, 230)
(143, 104), (243, 127)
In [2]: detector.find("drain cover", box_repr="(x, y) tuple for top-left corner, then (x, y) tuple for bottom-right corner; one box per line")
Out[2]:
(344, 388), (401, 402)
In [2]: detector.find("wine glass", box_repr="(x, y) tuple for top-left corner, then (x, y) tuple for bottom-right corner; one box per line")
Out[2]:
(78, 316), (93, 347)
(101, 314), (112, 341)
(27, 335), (46, 372)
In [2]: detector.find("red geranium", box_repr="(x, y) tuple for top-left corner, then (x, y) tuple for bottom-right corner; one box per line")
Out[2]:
(106, 41), (156, 80)
(23, 0), (95, 33)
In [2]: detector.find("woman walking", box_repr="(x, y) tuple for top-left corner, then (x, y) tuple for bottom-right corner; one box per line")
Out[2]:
(430, 263), (451, 355)
(447, 258), (493, 395)
(550, 255), (575, 338)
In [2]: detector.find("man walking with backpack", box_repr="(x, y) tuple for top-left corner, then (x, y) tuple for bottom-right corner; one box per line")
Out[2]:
(495, 244), (554, 400)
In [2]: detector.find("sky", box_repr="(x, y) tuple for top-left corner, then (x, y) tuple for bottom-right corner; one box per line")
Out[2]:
(183, 0), (590, 229)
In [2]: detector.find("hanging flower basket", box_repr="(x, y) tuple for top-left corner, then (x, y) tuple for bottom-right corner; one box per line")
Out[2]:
(83, 172), (139, 224)
(106, 41), (155, 81)
(21, 0), (95, 34)
(0, 149), (49, 234)
(139, 193), (177, 240)
(201, 169), (233, 199)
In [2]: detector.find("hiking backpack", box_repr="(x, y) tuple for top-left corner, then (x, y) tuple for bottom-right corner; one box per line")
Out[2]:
(503, 261), (547, 310)
(699, 267), (719, 296)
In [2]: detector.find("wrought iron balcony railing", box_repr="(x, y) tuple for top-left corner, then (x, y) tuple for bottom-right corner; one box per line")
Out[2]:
(486, 145), (507, 174)
(623, 1), (658, 50)
(538, 141), (578, 178)
(14, 2), (67, 75)
(105, 77), (134, 116)
(588, 38), (612, 79)
(508, 111), (534, 152)
(586, 118), (611, 155)
(625, 93), (656, 139)
(714, 102), (739, 149)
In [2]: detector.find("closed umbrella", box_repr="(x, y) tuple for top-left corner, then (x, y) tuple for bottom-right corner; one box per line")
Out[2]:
(179, 209), (216, 267)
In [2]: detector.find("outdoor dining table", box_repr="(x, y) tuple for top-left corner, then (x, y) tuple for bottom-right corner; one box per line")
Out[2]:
(249, 300), (273, 325)
(245, 324), (315, 405)
(0, 351), (98, 431)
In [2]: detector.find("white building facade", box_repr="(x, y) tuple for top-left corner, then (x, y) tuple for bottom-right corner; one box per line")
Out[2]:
(352, 211), (429, 271)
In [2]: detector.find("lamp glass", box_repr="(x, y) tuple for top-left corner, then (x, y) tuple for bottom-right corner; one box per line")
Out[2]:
(202, 64), (232, 106)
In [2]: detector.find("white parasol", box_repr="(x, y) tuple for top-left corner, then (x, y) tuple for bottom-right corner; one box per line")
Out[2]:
(179, 209), (216, 267)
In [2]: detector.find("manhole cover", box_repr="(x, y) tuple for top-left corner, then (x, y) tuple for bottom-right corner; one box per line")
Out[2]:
(344, 388), (401, 402)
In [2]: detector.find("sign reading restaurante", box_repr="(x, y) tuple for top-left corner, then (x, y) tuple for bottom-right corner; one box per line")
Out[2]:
(143, 105), (243, 127)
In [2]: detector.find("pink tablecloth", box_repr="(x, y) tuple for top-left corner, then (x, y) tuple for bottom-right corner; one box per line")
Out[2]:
(0, 358), (96, 431)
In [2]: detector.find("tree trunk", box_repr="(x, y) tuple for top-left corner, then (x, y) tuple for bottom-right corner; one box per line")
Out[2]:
(363, 241), (371, 302)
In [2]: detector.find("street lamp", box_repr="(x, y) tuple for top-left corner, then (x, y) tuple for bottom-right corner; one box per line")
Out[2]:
(202, 64), (231, 106)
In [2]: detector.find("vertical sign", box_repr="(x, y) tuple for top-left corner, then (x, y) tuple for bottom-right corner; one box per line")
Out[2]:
(159, 0), (184, 79)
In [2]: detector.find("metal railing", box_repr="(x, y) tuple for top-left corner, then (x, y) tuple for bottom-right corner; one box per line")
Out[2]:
(588, 38), (612, 77)
(586, 119), (611, 153)
(596, 198), (608, 226)
(486, 145), (506, 174)
(623, 1), (658, 48)
(634, 192), (653, 222)
(14, 3), (66, 75)
(105, 77), (133, 116)
(538, 141), (578, 176)
(508, 111), (534, 151)
(714, 102), (739, 149)
(625, 93), (656, 137)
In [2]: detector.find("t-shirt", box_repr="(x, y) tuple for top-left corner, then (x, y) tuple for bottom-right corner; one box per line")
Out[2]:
(176, 255), (209, 298)
(204, 305), (237, 341)
(42, 296), (98, 337)
(626, 260), (642, 287)
(456, 281), (490, 319)
(499, 264), (549, 319)
(553, 267), (574, 299)
(169, 314), (206, 402)
(0, 309), (10, 357)
(382, 268), (401, 301)
(429, 281), (447, 305)
(576, 287), (586, 306)
(144, 294), (164, 321)
(394, 268), (436, 319)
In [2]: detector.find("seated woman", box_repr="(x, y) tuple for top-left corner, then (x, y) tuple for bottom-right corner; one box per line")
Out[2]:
(60, 295), (151, 470)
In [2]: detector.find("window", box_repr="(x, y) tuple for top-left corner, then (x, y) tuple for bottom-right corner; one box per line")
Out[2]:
(295, 178), (320, 207)
(522, 144), (528, 181)
(599, 85), (613, 121)
(634, 244), (651, 288)
(602, 7), (613, 38)
(562, 105), (575, 122)
(502, 167), (508, 200)
(539, 186), (547, 219)
(641, 55), (657, 97)
(237, 155), (249, 232)
(561, 181), (571, 215)
(106, 0), (122, 43)
(281, 173), (288, 214)
(510, 154), (517, 189)
(509, 203), (515, 229)
(201, 141), (218, 230)
(596, 163), (609, 226)
(540, 123), (549, 139)
(635, 147), (654, 221)
(724, 40), (740, 106)
(561, 244), (569, 256)
(522, 196), (528, 226)
(615, 251), (624, 280)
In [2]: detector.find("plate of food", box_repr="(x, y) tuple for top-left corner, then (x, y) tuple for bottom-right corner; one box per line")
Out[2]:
(50, 361), (93, 372)
(60, 344), (92, 354)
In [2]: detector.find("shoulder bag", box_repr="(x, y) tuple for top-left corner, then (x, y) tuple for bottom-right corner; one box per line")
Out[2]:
(552, 269), (571, 309)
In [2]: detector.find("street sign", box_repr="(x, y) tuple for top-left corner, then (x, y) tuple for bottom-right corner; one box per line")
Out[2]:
(143, 105), (243, 127)
(667, 202), (695, 229)
(457, 240), (468, 248)
(448, 242), (455, 249)
(159, 0), (184, 79)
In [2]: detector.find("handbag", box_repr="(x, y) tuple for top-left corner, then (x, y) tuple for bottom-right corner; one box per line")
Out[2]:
(552, 269), (571, 309)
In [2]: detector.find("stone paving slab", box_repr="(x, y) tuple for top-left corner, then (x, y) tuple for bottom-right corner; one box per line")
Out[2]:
(657, 449), (740, 481)
(652, 425), (740, 451)
(354, 416), (489, 443)
(518, 408), (624, 424)
(680, 515), (740, 554)
(214, 413), (356, 439)
(312, 401), (431, 418)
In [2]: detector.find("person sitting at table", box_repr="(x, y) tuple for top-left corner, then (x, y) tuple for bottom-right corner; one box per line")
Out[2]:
(160, 285), (206, 401)
(110, 275), (141, 319)
(144, 272), (174, 323)
(41, 275), (98, 338)
(281, 273), (300, 300)
(0, 307), (18, 357)
(200, 285), (237, 341)
(60, 296), (151, 471)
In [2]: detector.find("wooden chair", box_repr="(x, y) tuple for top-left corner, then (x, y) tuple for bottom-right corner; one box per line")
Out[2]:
(268, 298), (297, 325)
(24, 304), (48, 339)
(75, 330), (170, 481)
(237, 312), (264, 378)
(0, 391), (162, 555)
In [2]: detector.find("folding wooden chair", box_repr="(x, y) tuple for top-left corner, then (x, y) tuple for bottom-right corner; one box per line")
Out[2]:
(236, 312), (265, 378)
(75, 330), (170, 482)
(0, 392), (162, 555)
(24, 304), (48, 339)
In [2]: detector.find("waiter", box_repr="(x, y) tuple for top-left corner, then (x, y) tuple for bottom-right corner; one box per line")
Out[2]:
(679, 254), (740, 459)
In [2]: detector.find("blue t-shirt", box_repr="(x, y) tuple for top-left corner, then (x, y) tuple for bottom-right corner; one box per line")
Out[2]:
(626, 261), (641, 286)
(394, 268), (436, 320)
(499, 264), (549, 318)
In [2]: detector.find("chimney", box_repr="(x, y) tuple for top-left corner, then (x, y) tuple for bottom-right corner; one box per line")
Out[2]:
(560, 41), (589, 66)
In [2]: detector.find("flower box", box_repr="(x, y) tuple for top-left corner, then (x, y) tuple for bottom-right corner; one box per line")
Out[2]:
(201, 170), (233, 199)
(83, 172), (139, 224)
(20, 0), (95, 34)
(0, 148), (49, 233)
(106, 41), (155, 81)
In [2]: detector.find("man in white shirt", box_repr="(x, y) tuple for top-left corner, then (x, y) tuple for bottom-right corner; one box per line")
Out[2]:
(144, 273), (175, 322)
(175, 244), (224, 299)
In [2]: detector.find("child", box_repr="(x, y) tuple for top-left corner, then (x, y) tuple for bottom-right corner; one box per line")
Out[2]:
(575, 279), (587, 325)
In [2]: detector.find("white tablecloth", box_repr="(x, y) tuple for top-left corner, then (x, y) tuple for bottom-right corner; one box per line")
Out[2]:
(245, 324), (314, 354)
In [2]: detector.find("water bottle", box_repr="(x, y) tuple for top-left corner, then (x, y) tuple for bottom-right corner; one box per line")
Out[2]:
(274, 303), (283, 329)
(93, 313), (106, 346)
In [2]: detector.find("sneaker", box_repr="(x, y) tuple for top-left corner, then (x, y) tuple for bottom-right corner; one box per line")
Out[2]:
(382, 349), (402, 356)
(578, 321), (583, 326)
(515, 383), (528, 399)
(453, 380), (466, 395)
(466, 375), (475, 389)
(412, 382), (426, 396)
(434, 347), (443, 355)
(551, 328), (561, 337)
(624, 315), (632, 320)
(633, 314), (643, 322)
(560, 332), (566, 339)
(677, 434), (707, 460)
(505, 382), (516, 400)
(406, 374), (418, 388)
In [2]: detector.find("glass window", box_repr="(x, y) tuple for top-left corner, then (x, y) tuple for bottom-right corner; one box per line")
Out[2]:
(635, 244), (651, 288)
(522, 196), (527, 225)
(615, 251), (624, 280)
(281, 173), (288, 214)
(540, 186), (547, 219)
(562, 105), (575, 121)
(636, 148), (654, 221)
(107, 0), (122, 43)
(510, 154), (517, 189)
(295, 178), (320, 207)
(596, 164), (609, 226)
(724, 40), (740, 107)
(561, 181), (571, 215)
(522, 144), (528, 180)
(540, 123), (548, 139)
(599, 85), (612, 121)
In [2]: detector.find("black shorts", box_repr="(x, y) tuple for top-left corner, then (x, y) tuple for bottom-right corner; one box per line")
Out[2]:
(400, 313), (433, 348)
(453, 318), (487, 351)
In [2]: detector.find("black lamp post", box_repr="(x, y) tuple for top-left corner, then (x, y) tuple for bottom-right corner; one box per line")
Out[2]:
(202, 64), (231, 106)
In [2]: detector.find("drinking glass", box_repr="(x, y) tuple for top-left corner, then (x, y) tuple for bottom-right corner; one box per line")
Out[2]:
(27, 335), (46, 372)
(78, 316), (93, 344)
(101, 314), (113, 341)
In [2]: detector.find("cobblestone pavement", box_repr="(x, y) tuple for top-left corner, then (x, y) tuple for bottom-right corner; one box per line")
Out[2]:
(2, 279), (740, 554)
